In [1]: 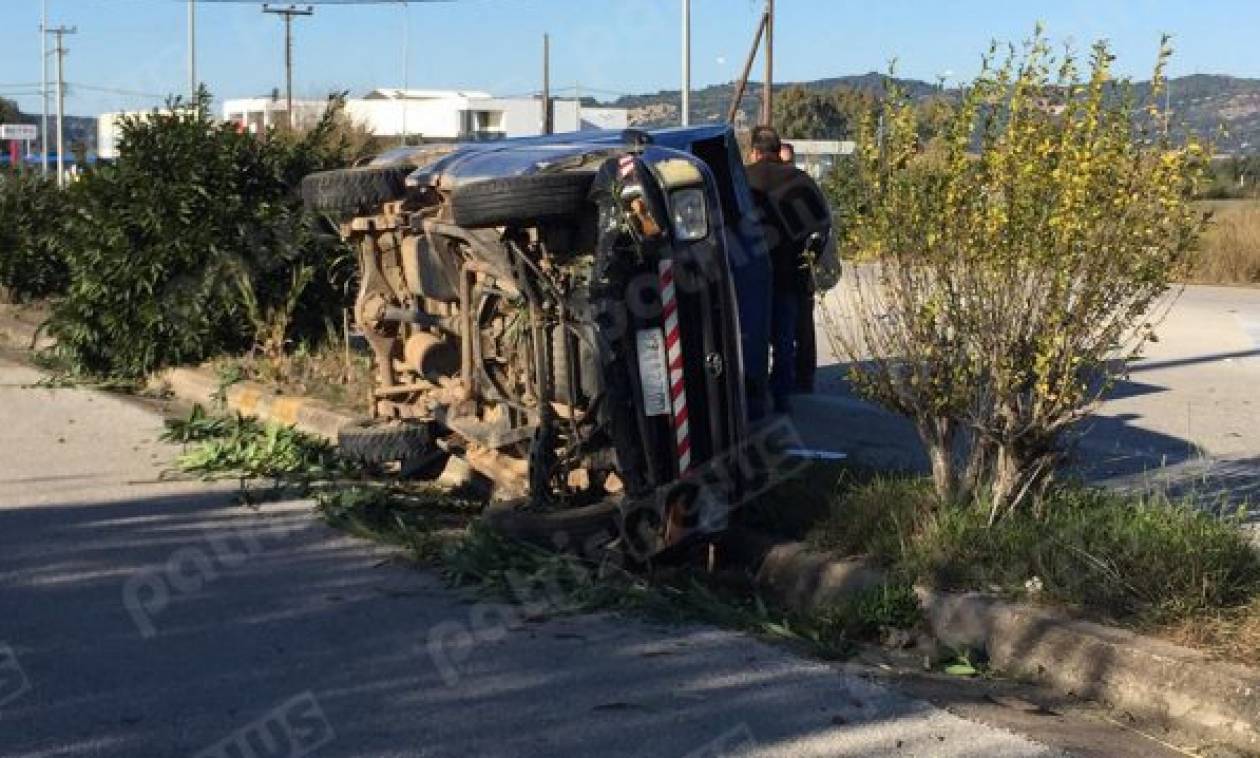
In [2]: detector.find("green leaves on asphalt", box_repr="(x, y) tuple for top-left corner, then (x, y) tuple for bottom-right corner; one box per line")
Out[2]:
(162, 404), (340, 479)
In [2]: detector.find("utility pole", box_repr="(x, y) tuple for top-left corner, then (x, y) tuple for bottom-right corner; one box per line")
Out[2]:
(262, 4), (314, 130)
(47, 25), (75, 188)
(40, 0), (48, 175)
(542, 33), (552, 135)
(762, 0), (774, 126)
(727, 10), (767, 124)
(188, 0), (197, 101)
(681, 0), (691, 126)
(400, 0), (409, 146)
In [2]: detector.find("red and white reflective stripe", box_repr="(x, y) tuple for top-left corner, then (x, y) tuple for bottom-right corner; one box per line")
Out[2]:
(618, 154), (636, 178)
(659, 259), (692, 475)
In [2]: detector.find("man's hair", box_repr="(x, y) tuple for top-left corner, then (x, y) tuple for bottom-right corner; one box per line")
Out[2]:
(751, 125), (782, 156)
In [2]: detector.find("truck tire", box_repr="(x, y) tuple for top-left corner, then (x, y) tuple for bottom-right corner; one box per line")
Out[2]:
(301, 166), (412, 215)
(338, 420), (433, 465)
(482, 499), (620, 555)
(449, 172), (596, 228)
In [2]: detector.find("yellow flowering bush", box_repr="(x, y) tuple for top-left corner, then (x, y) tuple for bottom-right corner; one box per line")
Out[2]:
(831, 31), (1209, 520)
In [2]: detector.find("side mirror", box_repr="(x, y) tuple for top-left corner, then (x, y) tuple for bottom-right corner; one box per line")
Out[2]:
(806, 231), (827, 254)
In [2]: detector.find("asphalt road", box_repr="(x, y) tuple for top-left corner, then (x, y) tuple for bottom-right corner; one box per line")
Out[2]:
(0, 354), (1093, 757)
(802, 282), (1260, 512)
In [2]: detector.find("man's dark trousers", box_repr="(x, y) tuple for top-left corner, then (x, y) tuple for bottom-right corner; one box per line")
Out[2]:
(795, 292), (816, 393)
(770, 293), (798, 413)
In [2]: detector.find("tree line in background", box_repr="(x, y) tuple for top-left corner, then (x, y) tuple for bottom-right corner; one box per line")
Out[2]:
(772, 83), (957, 144)
(772, 79), (1260, 208)
(0, 90), (372, 378)
(0, 98), (22, 125)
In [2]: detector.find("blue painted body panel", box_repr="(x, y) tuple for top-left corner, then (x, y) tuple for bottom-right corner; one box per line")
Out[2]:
(410, 124), (773, 420)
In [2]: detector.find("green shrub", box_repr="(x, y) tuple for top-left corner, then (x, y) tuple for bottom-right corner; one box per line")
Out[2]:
(831, 32), (1209, 516)
(44, 90), (353, 378)
(0, 172), (68, 301)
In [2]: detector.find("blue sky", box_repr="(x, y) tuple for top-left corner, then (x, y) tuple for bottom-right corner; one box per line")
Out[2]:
(5, 0), (1260, 117)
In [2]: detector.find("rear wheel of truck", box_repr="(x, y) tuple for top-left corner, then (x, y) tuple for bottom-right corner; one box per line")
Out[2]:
(449, 172), (596, 228)
(301, 166), (412, 216)
(338, 420), (435, 466)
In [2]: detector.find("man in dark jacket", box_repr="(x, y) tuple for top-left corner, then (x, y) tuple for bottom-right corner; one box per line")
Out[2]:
(744, 126), (831, 413)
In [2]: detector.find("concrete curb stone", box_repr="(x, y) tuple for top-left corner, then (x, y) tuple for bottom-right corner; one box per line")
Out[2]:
(750, 537), (1260, 753)
(155, 365), (368, 442)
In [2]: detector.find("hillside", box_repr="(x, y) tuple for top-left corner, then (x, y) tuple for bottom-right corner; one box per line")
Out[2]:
(609, 73), (1260, 152)
(608, 72), (938, 130)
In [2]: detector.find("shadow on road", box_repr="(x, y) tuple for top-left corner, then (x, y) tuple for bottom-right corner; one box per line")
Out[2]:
(2, 489), (1051, 758)
(1128, 348), (1260, 373)
(802, 361), (1260, 517)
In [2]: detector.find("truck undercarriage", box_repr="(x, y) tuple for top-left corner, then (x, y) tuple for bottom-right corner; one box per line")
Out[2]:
(303, 129), (767, 560)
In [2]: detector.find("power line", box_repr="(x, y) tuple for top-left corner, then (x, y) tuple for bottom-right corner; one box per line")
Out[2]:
(70, 83), (169, 98)
(167, 0), (455, 4)
(1, 85), (168, 101)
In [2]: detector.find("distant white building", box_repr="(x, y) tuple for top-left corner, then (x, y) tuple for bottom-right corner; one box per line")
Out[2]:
(220, 98), (329, 134)
(785, 139), (857, 180)
(97, 108), (194, 160)
(97, 112), (129, 160)
(222, 89), (629, 142)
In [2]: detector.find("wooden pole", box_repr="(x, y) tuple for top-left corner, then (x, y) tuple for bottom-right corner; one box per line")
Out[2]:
(762, 0), (774, 125)
(726, 11), (768, 124)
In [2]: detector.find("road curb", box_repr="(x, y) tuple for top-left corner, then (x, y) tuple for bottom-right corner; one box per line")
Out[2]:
(154, 366), (368, 442)
(745, 536), (1260, 753)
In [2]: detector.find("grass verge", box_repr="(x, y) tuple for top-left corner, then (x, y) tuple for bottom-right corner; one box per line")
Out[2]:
(161, 407), (924, 662)
(802, 472), (1260, 662)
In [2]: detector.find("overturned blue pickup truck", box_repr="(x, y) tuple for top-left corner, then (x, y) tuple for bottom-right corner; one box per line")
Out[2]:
(302, 125), (801, 559)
